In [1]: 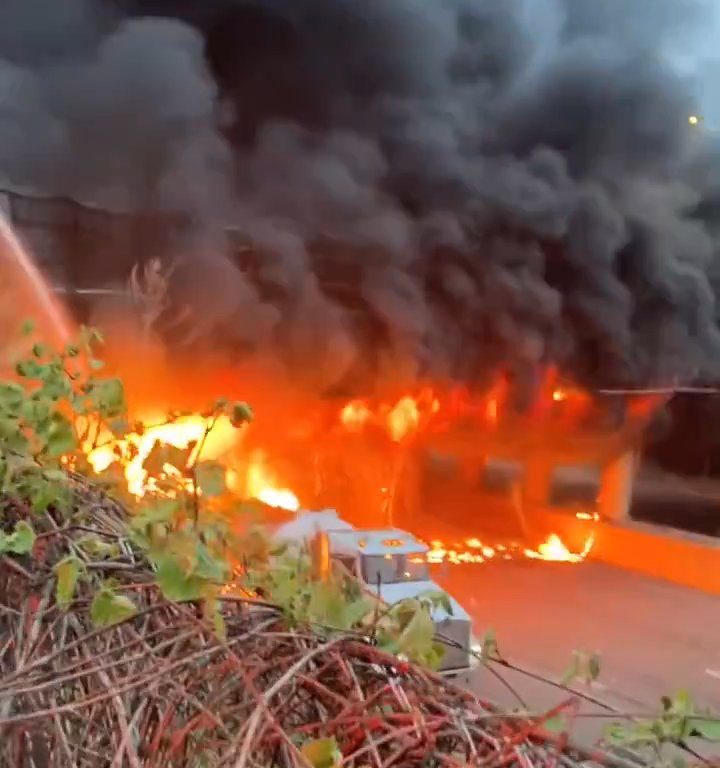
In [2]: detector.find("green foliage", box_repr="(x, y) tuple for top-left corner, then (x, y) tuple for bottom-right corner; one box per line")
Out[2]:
(543, 714), (569, 734)
(90, 586), (137, 628)
(0, 324), (130, 524)
(0, 520), (35, 555)
(561, 650), (601, 686)
(0, 321), (447, 681)
(300, 737), (342, 768)
(195, 460), (226, 497)
(154, 551), (213, 602)
(55, 556), (83, 607)
(375, 596), (446, 669)
(606, 690), (720, 753)
(478, 629), (500, 661)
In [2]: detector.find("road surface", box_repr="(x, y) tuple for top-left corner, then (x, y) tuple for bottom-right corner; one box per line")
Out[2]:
(431, 559), (720, 749)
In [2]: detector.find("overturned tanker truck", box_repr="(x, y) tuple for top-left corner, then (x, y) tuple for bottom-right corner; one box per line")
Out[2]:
(273, 510), (478, 677)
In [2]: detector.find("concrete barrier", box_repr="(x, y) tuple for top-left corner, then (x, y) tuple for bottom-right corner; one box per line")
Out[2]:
(531, 508), (720, 595)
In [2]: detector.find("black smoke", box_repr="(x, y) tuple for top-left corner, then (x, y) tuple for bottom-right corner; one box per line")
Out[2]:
(2, 0), (720, 394)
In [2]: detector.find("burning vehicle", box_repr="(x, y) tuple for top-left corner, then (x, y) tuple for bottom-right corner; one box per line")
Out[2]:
(274, 510), (476, 676)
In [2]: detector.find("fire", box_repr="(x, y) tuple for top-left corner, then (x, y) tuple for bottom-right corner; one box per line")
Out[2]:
(524, 533), (594, 563)
(339, 390), (440, 443)
(387, 396), (420, 442)
(86, 414), (237, 497)
(424, 529), (595, 566)
(340, 400), (372, 431)
(243, 450), (300, 511)
(86, 416), (299, 510)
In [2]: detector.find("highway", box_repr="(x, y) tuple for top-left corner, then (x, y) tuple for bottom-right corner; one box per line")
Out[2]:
(432, 559), (720, 749)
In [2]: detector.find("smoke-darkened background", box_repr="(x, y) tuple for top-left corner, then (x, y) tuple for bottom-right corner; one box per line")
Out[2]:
(2, 0), (720, 399)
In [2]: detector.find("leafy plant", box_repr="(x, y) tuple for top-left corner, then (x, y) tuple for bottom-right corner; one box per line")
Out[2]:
(562, 650), (601, 686)
(0, 520), (35, 555)
(0, 323), (253, 628)
(605, 690), (720, 760)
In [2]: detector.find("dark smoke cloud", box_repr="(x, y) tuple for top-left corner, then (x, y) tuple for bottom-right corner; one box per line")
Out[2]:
(2, 0), (720, 394)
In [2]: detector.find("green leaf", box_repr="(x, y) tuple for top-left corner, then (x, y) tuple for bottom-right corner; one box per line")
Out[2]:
(79, 326), (104, 349)
(691, 717), (720, 742)
(229, 401), (253, 428)
(300, 737), (342, 768)
(398, 603), (435, 663)
(195, 461), (226, 497)
(21, 319), (36, 336)
(308, 580), (349, 629)
(209, 599), (227, 641)
(480, 629), (499, 661)
(55, 556), (83, 608)
(143, 442), (191, 476)
(543, 714), (569, 734)
(155, 554), (208, 602)
(46, 416), (77, 457)
(344, 597), (372, 627)
(669, 690), (693, 716)
(88, 378), (125, 418)
(109, 418), (130, 437)
(0, 382), (25, 414)
(604, 721), (657, 747)
(193, 545), (229, 582)
(421, 590), (453, 617)
(269, 569), (299, 606)
(132, 498), (180, 529)
(90, 589), (137, 628)
(0, 521), (36, 555)
(562, 651), (600, 686)
(76, 536), (120, 560)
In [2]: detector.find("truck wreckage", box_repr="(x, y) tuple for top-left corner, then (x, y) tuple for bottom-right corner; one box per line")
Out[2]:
(273, 510), (477, 676)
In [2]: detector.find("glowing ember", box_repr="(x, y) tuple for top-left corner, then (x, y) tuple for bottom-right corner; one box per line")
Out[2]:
(424, 530), (594, 566)
(525, 533), (590, 563)
(86, 414), (237, 497)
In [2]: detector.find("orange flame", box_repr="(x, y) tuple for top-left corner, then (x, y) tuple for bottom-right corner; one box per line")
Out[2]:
(524, 533), (595, 563)
(387, 396), (420, 442)
(339, 390), (440, 442)
(424, 522), (595, 566)
(243, 450), (300, 511)
(86, 415), (299, 510)
(340, 400), (372, 431)
(86, 414), (237, 497)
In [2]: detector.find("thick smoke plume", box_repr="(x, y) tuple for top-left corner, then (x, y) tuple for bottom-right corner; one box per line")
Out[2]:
(2, 0), (720, 395)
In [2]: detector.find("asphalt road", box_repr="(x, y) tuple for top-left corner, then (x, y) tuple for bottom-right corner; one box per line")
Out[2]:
(431, 559), (720, 748)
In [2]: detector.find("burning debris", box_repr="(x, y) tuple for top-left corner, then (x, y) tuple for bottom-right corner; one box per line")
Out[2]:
(74, 376), (600, 568)
(425, 527), (596, 567)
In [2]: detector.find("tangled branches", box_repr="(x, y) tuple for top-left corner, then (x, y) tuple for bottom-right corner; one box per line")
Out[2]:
(0, 486), (633, 768)
(1, 590), (607, 767)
